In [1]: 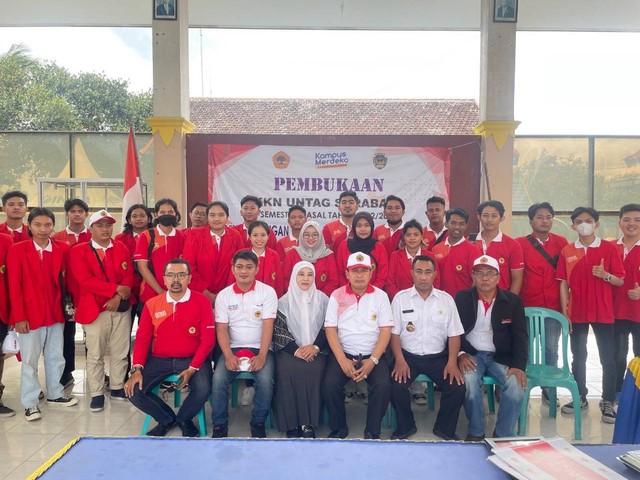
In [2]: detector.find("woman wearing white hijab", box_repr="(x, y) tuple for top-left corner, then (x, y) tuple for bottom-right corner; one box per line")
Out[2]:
(273, 261), (329, 438)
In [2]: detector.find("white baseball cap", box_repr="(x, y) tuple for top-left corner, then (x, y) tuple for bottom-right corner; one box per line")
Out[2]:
(347, 252), (372, 270)
(472, 255), (500, 272)
(89, 209), (116, 226)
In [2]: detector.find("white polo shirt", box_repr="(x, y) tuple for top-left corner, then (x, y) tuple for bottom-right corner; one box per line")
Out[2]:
(391, 287), (464, 355)
(215, 281), (278, 349)
(324, 284), (393, 356)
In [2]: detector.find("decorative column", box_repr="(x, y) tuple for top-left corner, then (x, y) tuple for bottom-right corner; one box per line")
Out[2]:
(473, 0), (519, 233)
(148, 0), (192, 214)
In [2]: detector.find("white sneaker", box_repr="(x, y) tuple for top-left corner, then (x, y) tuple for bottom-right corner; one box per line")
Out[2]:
(25, 406), (42, 421)
(412, 393), (428, 405)
(241, 386), (255, 406)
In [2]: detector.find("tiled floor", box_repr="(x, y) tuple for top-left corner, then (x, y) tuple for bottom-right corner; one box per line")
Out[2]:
(0, 332), (625, 479)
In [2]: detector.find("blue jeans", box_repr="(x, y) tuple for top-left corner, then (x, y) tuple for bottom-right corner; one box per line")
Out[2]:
(544, 316), (561, 367)
(18, 323), (65, 408)
(128, 356), (212, 426)
(210, 349), (274, 427)
(463, 351), (525, 438)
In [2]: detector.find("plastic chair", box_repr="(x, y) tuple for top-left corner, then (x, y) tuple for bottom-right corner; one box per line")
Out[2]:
(518, 307), (582, 440)
(140, 374), (207, 437)
(230, 372), (273, 428)
(484, 376), (499, 414)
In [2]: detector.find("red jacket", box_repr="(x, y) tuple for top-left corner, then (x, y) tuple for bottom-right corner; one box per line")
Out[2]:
(183, 227), (243, 294)
(282, 249), (339, 296)
(52, 228), (92, 246)
(0, 223), (30, 243)
(69, 240), (135, 324)
(0, 233), (11, 324)
(373, 224), (403, 257)
(8, 239), (69, 329)
(613, 240), (640, 322)
(336, 241), (389, 289)
(276, 235), (299, 261)
(115, 231), (143, 299)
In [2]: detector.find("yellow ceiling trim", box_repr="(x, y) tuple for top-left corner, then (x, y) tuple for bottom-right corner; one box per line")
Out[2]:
(147, 117), (196, 147)
(473, 120), (521, 150)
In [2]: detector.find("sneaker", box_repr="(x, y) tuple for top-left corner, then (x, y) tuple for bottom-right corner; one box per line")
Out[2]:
(89, 395), (105, 412)
(25, 406), (42, 421)
(250, 423), (267, 438)
(363, 431), (381, 440)
(602, 400), (616, 424)
(343, 391), (354, 403)
(286, 428), (301, 438)
(357, 392), (369, 405)
(211, 425), (228, 438)
(561, 396), (588, 414)
(412, 393), (428, 405)
(0, 403), (16, 418)
(38, 391), (45, 400)
(179, 420), (199, 437)
(110, 389), (127, 401)
(241, 386), (255, 406)
(47, 396), (78, 407)
(541, 388), (560, 407)
(301, 425), (316, 439)
(391, 425), (418, 440)
(327, 428), (349, 439)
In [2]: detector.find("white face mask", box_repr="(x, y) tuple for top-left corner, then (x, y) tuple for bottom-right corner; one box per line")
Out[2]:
(576, 222), (595, 236)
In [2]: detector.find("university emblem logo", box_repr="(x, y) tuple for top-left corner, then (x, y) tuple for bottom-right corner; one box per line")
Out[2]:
(272, 151), (290, 169)
(0, 265), (5, 274)
(356, 254), (364, 262)
(254, 310), (262, 318)
(480, 257), (488, 264)
(372, 153), (387, 170)
(122, 261), (128, 270)
(320, 274), (327, 282)
(455, 264), (462, 271)
(188, 327), (196, 334)
(271, 272), (277, 280)
(499, 257), (505, 264)
(371, 313), (377, 321)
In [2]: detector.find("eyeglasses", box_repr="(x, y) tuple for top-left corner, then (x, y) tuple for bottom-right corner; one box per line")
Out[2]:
(472, 271), (499, 278)
(164, 272), (189, 280)
(303, 233), (320, 239)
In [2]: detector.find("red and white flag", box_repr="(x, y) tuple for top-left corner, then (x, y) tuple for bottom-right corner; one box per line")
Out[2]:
(122, 126), (144, 231)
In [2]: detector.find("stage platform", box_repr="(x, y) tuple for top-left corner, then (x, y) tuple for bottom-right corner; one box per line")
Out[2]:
(29, 437), (637, 480)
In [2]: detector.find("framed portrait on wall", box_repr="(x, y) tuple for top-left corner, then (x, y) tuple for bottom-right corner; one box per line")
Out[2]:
(494, 0), (518, 23)
(154, 0), (177, 20)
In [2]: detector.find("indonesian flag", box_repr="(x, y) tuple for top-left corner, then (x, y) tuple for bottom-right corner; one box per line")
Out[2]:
(122, 126), (144, 232)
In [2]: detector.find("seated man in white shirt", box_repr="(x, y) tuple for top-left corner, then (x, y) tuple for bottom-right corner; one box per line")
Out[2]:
(390, 255), (466, 440)
(322, 252), (393, 439)
(210, 250), (277, 439)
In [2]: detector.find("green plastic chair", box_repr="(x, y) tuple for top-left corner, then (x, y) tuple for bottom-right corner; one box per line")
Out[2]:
(518, 307), (582, 440)
(230, 371), (274, 428)
(140, 374), (207, 437)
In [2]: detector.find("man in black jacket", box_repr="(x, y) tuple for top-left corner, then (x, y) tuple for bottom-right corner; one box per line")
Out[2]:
(455, 255), (528, 440)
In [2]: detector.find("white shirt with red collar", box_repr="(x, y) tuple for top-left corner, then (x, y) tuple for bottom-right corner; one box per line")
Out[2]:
(324, 283), (393, 356)
(215, 280), (278, 349)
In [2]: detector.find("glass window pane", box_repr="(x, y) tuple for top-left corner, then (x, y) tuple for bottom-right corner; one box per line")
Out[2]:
(511, 214), (574, 240)
(513, 137), (589, 212)
(594, 137), (640, 212)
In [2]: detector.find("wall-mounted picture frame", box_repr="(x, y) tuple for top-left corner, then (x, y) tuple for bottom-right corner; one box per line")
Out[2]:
(494, 0), (518, 23)
(154, 0), (177, 20)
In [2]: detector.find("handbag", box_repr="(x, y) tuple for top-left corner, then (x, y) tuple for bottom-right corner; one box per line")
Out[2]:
(2, 328), (19, 355)
(89, 245), (131, 312)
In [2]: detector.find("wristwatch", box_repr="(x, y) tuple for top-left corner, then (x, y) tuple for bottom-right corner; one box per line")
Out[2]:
(604, 273), (612, 282)
(130, 365), (143, 375)
(369, 355), (379, 365)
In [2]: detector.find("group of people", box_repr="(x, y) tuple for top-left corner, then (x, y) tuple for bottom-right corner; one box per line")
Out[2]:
(0, 187), (638, 442)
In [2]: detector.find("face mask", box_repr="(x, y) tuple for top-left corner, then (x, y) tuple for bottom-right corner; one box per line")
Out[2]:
(157, 215), (177, 227)
(576, 222), (595, 236)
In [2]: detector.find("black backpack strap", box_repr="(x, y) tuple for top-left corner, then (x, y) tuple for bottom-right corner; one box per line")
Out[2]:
(146, 228), (156, 277)
(526, 234), (558, 269)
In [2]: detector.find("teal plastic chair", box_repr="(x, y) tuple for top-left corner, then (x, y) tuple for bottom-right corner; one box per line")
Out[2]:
(230, 372), (274, 428)
(518, 307), (582, 440)
(484, 376), (499, 414)
(140, 374), (207, 437)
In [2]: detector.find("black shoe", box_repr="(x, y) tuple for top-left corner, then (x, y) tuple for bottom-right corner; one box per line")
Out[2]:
(147, 421), (176, 437)
(561, 396), (589, 414)
(250, 423), (267, 438)
(364, 431), (381, 440)
(89, 395), (105, 412)
(110, 389), (127, 401)
(179, 420), (199, 437)
(0, 403), (16, 418)
(60, 373), (74, 388)
(492, 429), (498, 438)
(390, 425), (418, 440)
(327, 428), (349, 439)
(464, 433), (485, 442)
(47, 396), (78, 407)
(541, 388), (560, 407)
(286, 428), (301, 438)
(301, 425), (316, 439)
(211, 425), (228, 438)
(432, 427), (460, 441)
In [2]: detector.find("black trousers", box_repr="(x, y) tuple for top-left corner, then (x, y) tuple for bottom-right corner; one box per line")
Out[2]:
(321, 353), (391, 437)
(614, 319), (640, 393)
(391, 349), (465, 437)
(61, 320), (76, 380)
(571, 323), (616, 401)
